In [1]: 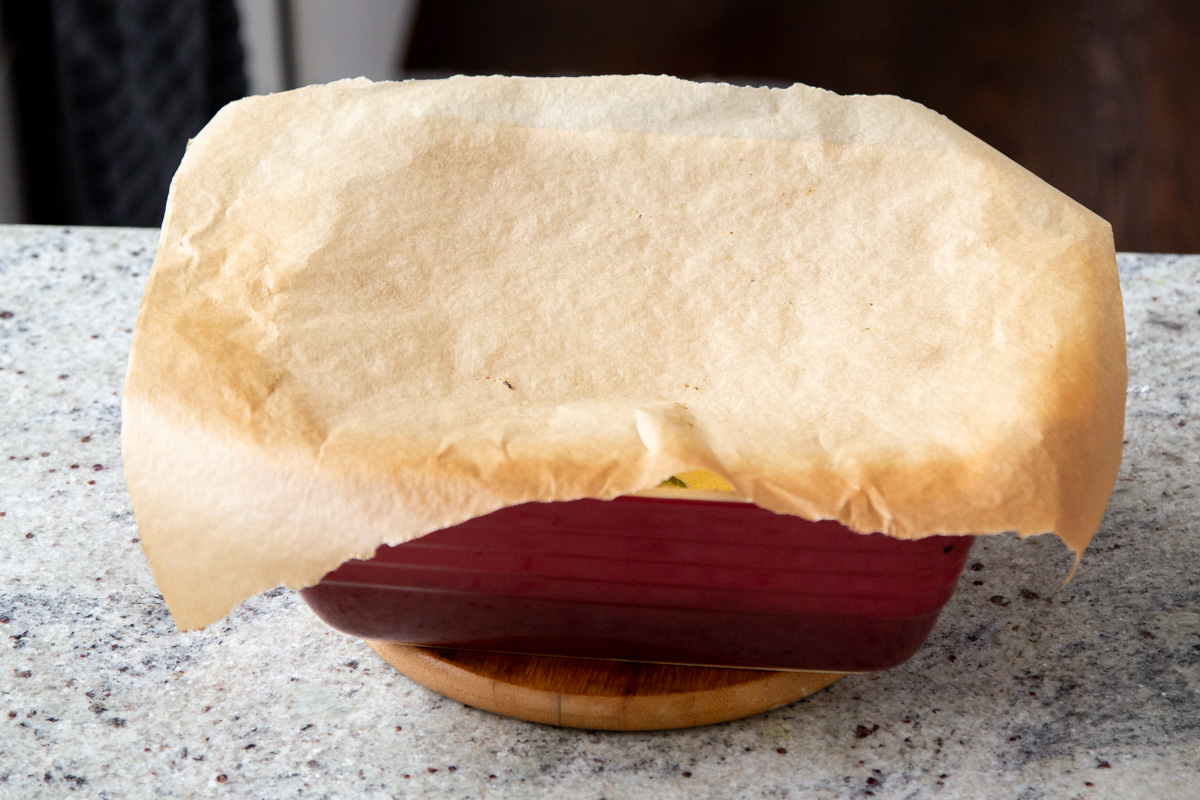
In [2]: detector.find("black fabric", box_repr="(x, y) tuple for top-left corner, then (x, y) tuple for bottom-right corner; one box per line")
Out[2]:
(3, 0), (247, 227)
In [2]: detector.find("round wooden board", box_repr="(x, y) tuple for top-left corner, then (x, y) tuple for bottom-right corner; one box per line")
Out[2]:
(365, 641), (844, 730)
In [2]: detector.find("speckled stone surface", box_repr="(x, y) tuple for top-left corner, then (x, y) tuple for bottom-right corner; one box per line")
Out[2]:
(1, 225), (1197, 799)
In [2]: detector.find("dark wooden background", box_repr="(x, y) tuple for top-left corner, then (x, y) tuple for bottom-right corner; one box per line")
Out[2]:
(405, 0), (1199, 254)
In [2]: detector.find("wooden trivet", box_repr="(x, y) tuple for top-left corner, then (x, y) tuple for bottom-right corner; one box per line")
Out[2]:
(365, 641), (843, 730)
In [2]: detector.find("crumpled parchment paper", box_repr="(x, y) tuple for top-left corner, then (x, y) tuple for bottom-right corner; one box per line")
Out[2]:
(122, 76), (1126, 630)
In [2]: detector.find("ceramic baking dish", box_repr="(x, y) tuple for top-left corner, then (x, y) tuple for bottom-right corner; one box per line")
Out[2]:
(300, 485), (973, 672)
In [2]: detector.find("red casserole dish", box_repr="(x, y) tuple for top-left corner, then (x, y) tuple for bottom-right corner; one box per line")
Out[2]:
(301, 493), (973, 672)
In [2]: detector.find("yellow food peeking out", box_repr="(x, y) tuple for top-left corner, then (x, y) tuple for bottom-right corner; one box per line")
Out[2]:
(660, 469), (735, 493)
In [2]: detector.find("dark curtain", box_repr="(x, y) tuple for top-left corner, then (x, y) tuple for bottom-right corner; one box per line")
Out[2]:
(2, 0), (247, 227)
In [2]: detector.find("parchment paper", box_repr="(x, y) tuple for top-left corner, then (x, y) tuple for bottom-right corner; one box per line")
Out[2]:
(121, 76), (1126, 631)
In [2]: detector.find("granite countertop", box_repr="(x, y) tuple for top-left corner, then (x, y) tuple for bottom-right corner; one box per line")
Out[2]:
(1, 225), (1196, 799)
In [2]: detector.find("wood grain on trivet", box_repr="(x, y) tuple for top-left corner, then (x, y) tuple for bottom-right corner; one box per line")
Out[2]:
(365, 641), (844, 730)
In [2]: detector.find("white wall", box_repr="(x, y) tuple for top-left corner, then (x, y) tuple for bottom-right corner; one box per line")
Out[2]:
(291, 0), (418, 86)
(236, 0), (419, 94)
(235, 0), (287, 95)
